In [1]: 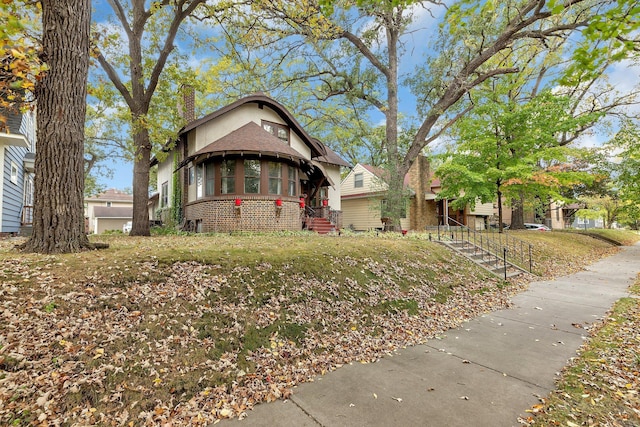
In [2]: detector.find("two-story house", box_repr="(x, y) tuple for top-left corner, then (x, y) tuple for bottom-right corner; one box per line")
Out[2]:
(153, 92), (349, 233)
(341, 156), (494, 232)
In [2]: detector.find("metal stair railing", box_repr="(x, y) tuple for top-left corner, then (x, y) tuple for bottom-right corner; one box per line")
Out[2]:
(430, 218), (533, 274)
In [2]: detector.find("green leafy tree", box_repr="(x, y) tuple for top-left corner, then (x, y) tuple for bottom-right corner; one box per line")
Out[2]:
(577, 194), (623, 229)
(230, 0), (611, 228)
(91, 0), (229, 236)
(608, 120), (640, 228)
(0, 0), (44, 126)
(436, 91), (596, 231)
(564, 0), (640, 85)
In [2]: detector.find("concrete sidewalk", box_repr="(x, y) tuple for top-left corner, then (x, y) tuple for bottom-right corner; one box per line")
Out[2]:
(225, 243), (640, 427)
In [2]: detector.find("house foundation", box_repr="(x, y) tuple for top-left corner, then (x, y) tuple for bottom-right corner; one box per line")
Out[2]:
(184, 197), (302, 233)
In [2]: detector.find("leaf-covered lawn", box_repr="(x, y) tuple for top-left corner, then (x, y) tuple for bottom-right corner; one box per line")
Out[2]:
(506, 230), (622, 277)
(521, 272), (640, 426)
(0, 232), (626, 425)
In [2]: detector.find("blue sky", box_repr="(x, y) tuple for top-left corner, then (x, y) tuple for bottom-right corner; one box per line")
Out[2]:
(98, 157), (133, 191)
(91, 2), (639, 191)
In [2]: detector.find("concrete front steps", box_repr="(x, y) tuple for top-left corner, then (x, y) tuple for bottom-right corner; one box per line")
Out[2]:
(442, 240), (529, 280)
(307, 217), (336, 235)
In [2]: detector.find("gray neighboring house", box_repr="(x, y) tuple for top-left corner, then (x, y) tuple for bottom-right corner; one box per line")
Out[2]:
(0, 109), (36, 237)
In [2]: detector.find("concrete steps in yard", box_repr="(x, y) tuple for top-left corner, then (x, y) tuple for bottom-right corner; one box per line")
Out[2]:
(442, 240), (527, 280)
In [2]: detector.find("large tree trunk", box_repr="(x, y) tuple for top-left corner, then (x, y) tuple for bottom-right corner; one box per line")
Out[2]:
(383, 18), (404, 231)
(22, 0), (92, 253)
(496, 183), (504, 233)
(130, 127), (151, 236)
(510, 194), (526, 230)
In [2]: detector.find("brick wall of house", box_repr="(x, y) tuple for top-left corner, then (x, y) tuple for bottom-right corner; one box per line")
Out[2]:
(185, 198), (303, 232)
(408, 155), (439, 230)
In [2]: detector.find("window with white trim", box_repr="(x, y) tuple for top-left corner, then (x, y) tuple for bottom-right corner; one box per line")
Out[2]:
(262, 120), (290, 143)
(354, 172), (363, 188)
(188, 166), (194, 186)
(196, 165), (203, 198)
(268, 162), (282, 195)
(10, 162), (18, 184)
(161, 181), (169, 207)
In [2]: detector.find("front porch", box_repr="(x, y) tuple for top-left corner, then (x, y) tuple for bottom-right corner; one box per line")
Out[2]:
(303, 205), (342, 234)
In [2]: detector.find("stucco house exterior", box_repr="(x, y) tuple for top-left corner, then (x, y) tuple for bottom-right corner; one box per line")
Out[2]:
(0, 109), (35, 237)
(84, 188), (133, 234)
(153, 92), (349, 233)
(341, 156), (494, 232)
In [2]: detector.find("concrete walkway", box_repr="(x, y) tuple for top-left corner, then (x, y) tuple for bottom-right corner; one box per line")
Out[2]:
(225, 243), (640, 427)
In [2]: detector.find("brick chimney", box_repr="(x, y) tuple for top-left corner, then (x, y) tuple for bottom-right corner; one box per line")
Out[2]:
(178, 84), (195, 123)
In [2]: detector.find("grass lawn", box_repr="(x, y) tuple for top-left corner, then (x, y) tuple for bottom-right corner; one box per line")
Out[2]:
(499, 229), (632, 277)
(560, 229), (640, 247)
(0, 230), (637, 425)
(522, 272), (640, 426)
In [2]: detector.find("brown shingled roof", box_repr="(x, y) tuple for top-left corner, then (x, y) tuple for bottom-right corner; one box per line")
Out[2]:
(86, 189), (133, 202)
(189, 122), (306, 161)
(313, 144), (351, 168)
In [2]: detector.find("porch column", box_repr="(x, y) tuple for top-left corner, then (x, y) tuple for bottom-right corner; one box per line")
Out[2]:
(444, 199), (449, 226)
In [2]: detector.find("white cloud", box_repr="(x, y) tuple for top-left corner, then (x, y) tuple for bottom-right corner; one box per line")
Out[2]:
(574, 133), (601, 149)
(607, 59), (640, 95)
(406, 1), (449, 34)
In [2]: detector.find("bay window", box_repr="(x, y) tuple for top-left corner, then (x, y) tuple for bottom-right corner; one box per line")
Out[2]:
(268, 162), (282, 195)
(205, 163), (215, 196)
(221, 160), (235, 194)
(244, 160), (261, 194)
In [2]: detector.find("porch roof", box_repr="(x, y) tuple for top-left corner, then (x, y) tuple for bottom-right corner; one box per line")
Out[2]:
(312, 142), (351, 168)
(181, 122), (306, 167)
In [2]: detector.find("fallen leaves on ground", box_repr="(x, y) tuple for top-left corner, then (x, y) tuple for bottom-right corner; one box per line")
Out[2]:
(0, 234), (620, 426)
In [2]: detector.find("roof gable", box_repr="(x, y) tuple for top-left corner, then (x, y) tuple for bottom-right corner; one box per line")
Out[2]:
(181, 93), (326, 158)
(86, 188), (133, 202)
(341, 163), (419, 196)
(191, 122), (306, 161)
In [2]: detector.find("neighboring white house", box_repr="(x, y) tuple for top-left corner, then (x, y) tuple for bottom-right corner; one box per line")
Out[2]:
(0, 109), (35, 236)
(84, 189), (133, 234)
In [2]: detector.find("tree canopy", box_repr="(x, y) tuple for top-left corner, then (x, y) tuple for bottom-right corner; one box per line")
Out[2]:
(221, 0), (628, 226)
(0, 1), (45, 126)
